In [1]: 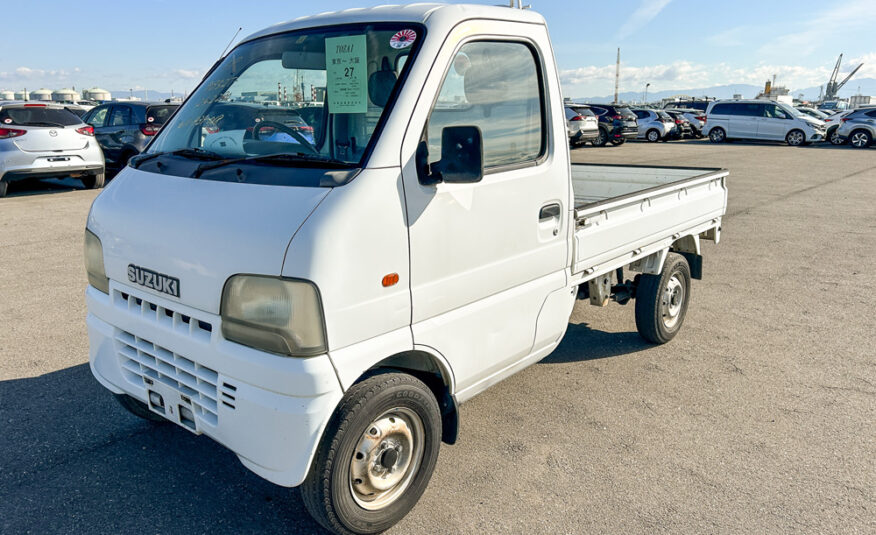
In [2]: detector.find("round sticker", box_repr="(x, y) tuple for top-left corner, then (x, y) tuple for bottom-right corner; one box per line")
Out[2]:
(3, 118), (11, 124)
(147, 116), (155, 123)
(390, 29), (417, 49)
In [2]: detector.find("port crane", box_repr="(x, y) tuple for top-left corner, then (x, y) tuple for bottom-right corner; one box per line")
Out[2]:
(824, 54), (864, 101)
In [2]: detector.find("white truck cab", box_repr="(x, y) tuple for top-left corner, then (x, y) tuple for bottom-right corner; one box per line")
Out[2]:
(85, 4), (728, 534)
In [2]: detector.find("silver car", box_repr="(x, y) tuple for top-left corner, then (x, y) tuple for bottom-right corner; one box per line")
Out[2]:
(565, 106), (599, 145)
(836, 107), (876, 148)
(633, 109), (672, 142)
(0, 101), (105, 197)
(665, 108), (707, 137)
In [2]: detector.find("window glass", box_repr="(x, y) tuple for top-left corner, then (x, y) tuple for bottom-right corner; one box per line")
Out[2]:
(565, 108), (577, 120)
(145, 105), (178, 125)
(573, 107), (595, 117)
(109, 106), (132, 126)
(86, 106), (108, 127)
(0, 106), (82, 127)
(634, 110), (648, 119)
(737, 103), (762, 117)
(427, 41), (543, 169)
(764, 104), (789, 119)
(711, 104), (732, 115)
(865, 110), (876, 118)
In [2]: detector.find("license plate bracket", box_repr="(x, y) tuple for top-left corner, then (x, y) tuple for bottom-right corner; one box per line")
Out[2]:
(146, 381), (201, 434)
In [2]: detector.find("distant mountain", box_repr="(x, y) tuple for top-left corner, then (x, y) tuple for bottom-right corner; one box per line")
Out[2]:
(573, 78), (876, 104)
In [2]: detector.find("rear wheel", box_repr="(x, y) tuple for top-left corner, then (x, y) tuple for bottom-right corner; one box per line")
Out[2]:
(81, 171), (105, 190)
(635, 253), (691, 344)
(708, 127), (726, 143)
(849, 129), (872, 148)
(301, 373), (442, 535)
(646, 129), (660, 142)
(592, 128), (608, 147)
(0, 180), (7, 198)
(785, 129), (805, 146)
(114, 394), (167, 423)
(828, 128), (844, 145)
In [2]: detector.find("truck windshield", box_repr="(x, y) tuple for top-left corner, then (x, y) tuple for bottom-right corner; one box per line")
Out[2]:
(146, 23), (423, 177)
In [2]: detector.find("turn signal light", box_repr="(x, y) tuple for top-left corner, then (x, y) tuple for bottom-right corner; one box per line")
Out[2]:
(382, 273), (399, 287)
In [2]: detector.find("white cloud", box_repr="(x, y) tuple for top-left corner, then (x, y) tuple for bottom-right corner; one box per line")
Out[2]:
(617, 0), (672, 40)
(170, 69), (201, 79)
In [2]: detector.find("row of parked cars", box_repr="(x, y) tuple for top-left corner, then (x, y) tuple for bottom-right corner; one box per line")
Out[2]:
(565, 98), (875, 149)
(0, 100), (180, 197)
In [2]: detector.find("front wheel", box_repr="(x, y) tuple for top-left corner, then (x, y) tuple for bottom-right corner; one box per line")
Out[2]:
(592, 128), (608, 147)
(786, 129), (805, 146)
(828, 128), (844, 145)
(708, 127), (726, 143)
(849, 129), (872, 148)
(635, 253), (691, 344)
(301, 373), (442, 535)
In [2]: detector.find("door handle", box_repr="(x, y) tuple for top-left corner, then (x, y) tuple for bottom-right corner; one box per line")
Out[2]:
(539, 203), (561, 222)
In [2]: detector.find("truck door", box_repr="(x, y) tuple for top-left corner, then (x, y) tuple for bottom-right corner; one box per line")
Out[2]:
(759, 103), (792, 140)
(400, 25), (570, 398)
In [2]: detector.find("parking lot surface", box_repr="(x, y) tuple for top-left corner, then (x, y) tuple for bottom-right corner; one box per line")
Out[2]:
(1, 140), (873, 534)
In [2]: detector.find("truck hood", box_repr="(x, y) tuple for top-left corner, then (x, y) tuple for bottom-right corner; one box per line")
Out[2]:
(87, 168), (330, 314)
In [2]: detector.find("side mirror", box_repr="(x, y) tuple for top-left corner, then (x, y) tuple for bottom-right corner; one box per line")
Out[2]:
(439, 125), (483, 183)
(416, 125), (483, 185)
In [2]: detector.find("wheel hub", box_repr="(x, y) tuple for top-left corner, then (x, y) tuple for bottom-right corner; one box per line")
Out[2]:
(661, 275), (685, 329)
(350, 408), (424, 510)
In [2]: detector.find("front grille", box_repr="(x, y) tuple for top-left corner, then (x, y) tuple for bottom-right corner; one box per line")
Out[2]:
(114, 290), (213, 341)
(116, 330), (220, 426)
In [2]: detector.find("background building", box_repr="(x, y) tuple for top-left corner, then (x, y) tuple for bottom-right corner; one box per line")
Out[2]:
(52, 88), (81, 102)
(82, 87), (111, 101)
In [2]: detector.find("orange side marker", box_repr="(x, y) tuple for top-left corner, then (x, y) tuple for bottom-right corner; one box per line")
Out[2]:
(382, 273), (399, 287)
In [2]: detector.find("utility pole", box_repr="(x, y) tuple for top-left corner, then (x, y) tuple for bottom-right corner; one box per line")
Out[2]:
(644, 82), (650, 104)
(614, 48), (620, 104)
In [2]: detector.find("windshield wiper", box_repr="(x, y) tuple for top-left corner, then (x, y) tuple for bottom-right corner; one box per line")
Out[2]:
(192, 152), (352, 178)
(27, 121), (67, 127)
(131, 148), (226, 169)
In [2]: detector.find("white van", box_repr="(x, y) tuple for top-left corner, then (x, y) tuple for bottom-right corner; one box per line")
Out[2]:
(704, 99), (826, 146)
(84, 4), (728, 533)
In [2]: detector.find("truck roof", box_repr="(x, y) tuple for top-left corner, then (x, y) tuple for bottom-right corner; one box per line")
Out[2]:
(240, 3), (546, 45)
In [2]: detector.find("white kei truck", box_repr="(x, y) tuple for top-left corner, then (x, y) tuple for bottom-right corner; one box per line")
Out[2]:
(84, 4), (728, 534)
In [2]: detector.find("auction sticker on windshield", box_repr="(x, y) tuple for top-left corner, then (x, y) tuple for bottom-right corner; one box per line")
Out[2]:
(326, 35), (368, 114)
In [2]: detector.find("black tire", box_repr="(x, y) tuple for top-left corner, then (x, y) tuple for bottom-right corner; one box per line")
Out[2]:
(785, 129), (805, 146)
(81, 171), (105, 190)
(0, 180), (7, 198)
(828, 127), (845, 145)
(849, 129), (872, 148)
(114, 393), (167, 423)
(708, 127), (726, 143)
(646, 129), (660, 142)
(635, 253), (691, 344)
(301, 373), (442, 535)
(592, 128), (608, 147)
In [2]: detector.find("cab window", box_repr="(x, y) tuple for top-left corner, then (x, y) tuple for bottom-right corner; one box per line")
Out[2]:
(426, 41), (545, 169)
(86, 106), (109, 127)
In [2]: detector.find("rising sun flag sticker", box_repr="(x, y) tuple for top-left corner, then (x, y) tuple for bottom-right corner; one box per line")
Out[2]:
(390, 29), (417, 49)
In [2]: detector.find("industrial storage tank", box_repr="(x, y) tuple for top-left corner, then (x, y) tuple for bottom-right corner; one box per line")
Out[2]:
(52, 88), (81, 102)
(29, 88), (53, 101)
(0, 90), (15, 100)
(82, 87), (111, 101)
(14, 90), (28, 100)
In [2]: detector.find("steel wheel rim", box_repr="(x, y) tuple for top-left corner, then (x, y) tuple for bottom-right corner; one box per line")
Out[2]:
(788, 131), (803, 145)
(851, 132), (868, 147)
(350, 407), (424, 510)
(661, 275), (685, 329)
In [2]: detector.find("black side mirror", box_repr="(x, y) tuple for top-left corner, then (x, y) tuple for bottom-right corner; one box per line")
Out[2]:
(416, 125), (483, 185)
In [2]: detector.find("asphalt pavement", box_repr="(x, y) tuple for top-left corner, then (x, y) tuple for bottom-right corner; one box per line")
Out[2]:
(0, 140), (873, 534)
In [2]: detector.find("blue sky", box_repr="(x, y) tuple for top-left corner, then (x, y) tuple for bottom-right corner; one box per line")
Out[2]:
(1, 0), (874, 98)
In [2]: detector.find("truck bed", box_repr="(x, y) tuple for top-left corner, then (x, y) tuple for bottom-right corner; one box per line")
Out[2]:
(571, 163), (728, 278)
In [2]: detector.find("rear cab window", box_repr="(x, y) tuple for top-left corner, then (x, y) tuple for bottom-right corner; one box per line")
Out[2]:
(0, 106), (82, 127)
(145, 105), (178, 125)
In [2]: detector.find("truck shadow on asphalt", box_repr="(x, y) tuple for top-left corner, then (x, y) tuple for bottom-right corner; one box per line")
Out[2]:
(0, 364), (331, 534)
(540, 321), (651, 364)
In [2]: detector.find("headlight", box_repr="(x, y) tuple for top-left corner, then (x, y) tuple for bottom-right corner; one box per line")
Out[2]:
(84, 229), (109, 294)
(221, 275), (327, 357)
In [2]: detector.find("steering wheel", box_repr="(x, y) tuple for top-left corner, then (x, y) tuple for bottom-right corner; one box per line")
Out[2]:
(252, 120), (318, 154)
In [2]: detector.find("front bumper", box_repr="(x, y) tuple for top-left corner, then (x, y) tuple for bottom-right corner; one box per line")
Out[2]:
(87, 282), (343, 487)
(0, 143), (104, 182)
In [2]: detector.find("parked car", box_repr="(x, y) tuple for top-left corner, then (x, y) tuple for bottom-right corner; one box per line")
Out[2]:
(795, 106), (830, 121)
(0, 101), (105, 197)
(665, 110), (693, 139)
(665, 107), (707, 137)
(663, 99), (713, 113)
(703, 99), (826, 146)
(632, 109), (672, 142)
(82, 101), (179, 174)
(586, 103), (638, 146)
(835, 107), (876, 148)
(824, 110), (853, 145)
(564, 105), (598, 146)
(83, 6), (729, 533)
